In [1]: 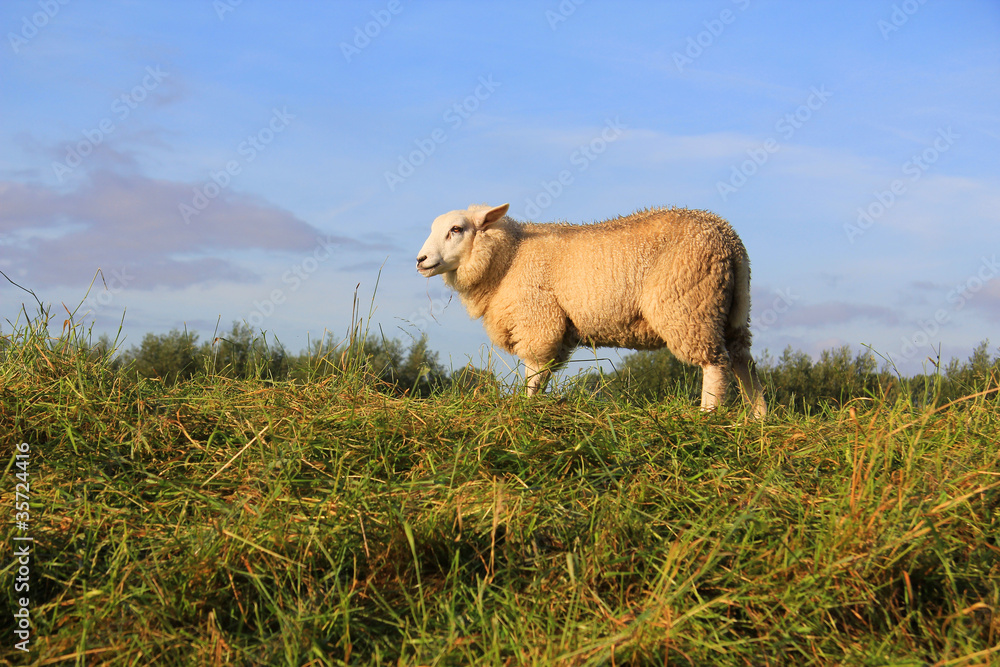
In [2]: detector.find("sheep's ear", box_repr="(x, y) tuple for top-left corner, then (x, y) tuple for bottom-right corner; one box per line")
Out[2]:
(478, 203), (510, 229)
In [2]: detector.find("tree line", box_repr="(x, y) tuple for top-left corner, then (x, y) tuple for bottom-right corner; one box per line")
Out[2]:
(612, 341), (1000, 411)
(90, 323), (998, 411)
(88, 322), (451, 397)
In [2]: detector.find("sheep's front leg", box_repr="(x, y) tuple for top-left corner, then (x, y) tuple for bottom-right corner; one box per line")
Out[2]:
(700, 364), (729, 412)
(517, 313), (567, 396)
(523, 360), (552, 396)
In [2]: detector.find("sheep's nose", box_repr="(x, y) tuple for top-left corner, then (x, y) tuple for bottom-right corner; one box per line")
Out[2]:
(416, 255), (427, 265)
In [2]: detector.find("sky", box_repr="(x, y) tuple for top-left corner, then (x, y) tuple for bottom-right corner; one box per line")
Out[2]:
(2, 0), (999, 378)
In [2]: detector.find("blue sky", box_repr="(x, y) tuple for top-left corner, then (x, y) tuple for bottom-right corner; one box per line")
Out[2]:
(2, 0), (998, 376)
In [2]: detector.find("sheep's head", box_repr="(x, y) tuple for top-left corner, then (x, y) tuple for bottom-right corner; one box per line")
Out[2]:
(416, 203), (509, 277)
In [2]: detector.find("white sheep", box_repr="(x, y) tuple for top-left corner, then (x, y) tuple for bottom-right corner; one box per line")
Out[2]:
(416, 203), (766, 417)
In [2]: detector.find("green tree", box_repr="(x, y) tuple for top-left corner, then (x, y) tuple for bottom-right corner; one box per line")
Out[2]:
(290, 333), (343, 381)
(123, 329), (200, 384)
(291, 332), (449, 396)
(611, 348), (701, 403)
(942, 340), (998, 397)
(613, 344), (899, 413)
(203, 322), (289, 380)
(395, 334), (448, 396)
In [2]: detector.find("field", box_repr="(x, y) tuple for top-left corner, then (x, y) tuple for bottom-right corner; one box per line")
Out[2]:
(2, 319), (999, 666)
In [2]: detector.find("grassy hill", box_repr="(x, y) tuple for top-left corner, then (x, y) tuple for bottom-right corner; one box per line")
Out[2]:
(2, 317), (998, 666)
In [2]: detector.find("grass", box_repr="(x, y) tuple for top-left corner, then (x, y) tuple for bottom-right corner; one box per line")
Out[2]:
(1, 313), (999, 666)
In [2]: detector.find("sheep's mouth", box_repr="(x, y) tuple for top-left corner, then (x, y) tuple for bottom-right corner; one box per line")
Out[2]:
(417, 262), (441, 276)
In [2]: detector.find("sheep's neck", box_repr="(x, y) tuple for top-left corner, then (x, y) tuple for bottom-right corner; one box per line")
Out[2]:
(446, 226), (519, 319)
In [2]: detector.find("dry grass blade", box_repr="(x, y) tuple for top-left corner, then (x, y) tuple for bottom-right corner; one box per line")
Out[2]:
(200, 424), (270, 486)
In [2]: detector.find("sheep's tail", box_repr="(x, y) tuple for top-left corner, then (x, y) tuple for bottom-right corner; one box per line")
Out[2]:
(728, 250), (752, 336)
(727, 248), (767, 418)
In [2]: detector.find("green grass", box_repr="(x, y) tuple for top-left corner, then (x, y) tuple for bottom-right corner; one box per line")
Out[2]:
(2, 316), (999, 666)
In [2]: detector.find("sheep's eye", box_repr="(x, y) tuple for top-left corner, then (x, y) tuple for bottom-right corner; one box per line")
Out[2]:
(450, 226), (463, 234)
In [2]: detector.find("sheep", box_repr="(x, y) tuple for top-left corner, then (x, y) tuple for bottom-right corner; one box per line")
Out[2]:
(415, 203), (766, 417)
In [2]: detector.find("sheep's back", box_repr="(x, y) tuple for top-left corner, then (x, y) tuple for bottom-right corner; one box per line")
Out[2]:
(500, 212), (668, 343)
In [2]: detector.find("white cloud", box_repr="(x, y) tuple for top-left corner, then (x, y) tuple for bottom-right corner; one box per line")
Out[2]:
(0, 171), (369, 289)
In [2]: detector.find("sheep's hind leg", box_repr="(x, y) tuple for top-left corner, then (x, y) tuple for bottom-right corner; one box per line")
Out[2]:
(700, 364), (729, 412)
(726, 327), (767, 418)
(732, 357), (767, 418)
